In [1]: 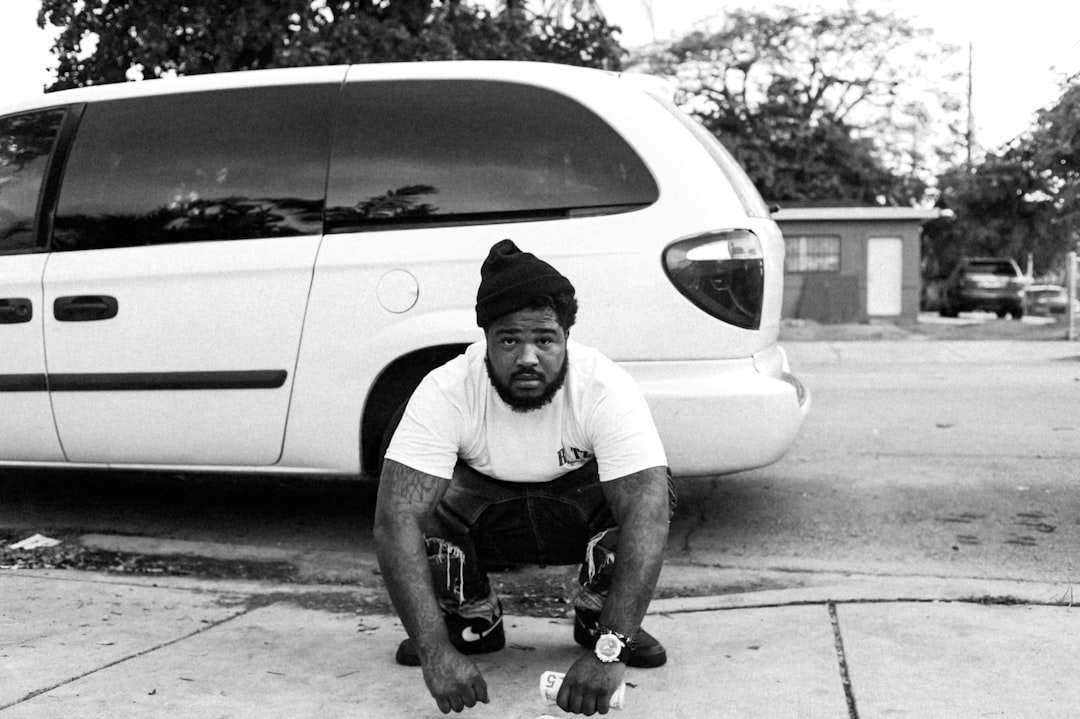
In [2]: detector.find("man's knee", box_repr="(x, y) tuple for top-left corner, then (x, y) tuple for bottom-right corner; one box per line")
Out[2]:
(580, 527), (618, 587)
(424, 536), (468, 604)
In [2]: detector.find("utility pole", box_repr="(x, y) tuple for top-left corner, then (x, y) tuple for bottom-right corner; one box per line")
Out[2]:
(1069, 251), (1077, 341)
(641, 0), (657, 43)
(966, 42), (975, 170)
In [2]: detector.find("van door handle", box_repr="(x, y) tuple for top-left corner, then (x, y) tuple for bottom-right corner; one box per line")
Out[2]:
(54, 295), (119, 322)
(0, 298), (33, 324)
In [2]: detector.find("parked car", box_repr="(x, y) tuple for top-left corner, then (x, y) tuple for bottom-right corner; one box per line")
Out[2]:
(0, 61), (808, 480)
(939, 257), (1027, 319)
(1025, 284), (1080, 316)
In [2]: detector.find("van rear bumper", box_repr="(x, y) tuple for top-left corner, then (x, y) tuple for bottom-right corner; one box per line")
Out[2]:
(621, 349), (810, 477)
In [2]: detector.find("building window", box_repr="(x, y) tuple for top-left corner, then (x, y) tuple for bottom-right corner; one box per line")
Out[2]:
(785, 235), (840, 272)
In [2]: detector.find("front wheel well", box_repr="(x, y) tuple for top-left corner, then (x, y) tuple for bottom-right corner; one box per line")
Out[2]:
(360, 344), (469, 477)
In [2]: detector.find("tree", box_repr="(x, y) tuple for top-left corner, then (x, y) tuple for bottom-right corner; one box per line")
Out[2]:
(925, 77), (1080, 283)
(923, 150), (1058, 280)
(37, 0), (625, 91)
(627, 2), (964, 205)
(1025, 79), (1080, 260)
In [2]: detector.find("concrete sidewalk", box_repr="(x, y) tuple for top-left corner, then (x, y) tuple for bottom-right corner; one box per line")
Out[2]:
(3, 568), (1079, 718)
(4, 337), (1079, 717)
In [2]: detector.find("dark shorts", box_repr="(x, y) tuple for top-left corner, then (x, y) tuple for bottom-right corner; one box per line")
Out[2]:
(423, 460), (676, 609)
(430, 460), (616, 567)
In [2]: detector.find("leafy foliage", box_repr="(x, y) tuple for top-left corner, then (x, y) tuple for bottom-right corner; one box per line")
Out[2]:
(924, 151), (1060, 279)
(355, 185), (438, 220)
(1026, 81), (1080, 259)
(36, 0), (625, 91)
(628, 3), (963, 205)
(927, 78), (1080, 281)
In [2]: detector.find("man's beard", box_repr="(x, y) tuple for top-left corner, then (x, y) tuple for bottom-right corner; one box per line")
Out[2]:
(485, 356), (568, 412)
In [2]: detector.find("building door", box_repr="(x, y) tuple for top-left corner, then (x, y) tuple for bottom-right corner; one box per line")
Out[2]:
(866, 237), (903, 316)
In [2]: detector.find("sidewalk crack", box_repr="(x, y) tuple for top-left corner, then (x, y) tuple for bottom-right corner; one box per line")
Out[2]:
(828, 601), (860, 719)
(0, 605), (257, 711)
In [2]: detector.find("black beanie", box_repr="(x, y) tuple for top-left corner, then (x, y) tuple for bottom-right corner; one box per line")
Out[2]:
(475, 239), (575, 328)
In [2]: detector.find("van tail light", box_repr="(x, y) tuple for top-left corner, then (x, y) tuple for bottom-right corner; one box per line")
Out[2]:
(662, 230), (764, 329)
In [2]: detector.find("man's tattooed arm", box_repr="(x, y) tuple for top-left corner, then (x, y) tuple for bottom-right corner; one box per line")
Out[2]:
(373, 459), (451, 654)
(374, 460), (488, 711)
(598, 466), (672, 639)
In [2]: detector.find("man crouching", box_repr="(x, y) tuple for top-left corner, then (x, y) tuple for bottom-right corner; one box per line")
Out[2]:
(374, 239), (674, 715)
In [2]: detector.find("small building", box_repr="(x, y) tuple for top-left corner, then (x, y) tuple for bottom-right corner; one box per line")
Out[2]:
(772, 206), (945, 323)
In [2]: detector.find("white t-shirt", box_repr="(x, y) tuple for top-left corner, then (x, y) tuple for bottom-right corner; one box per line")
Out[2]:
(385, 340), (667, 483)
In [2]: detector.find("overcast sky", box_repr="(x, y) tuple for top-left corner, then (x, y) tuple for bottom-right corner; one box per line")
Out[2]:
(2, 0), (1078, 149)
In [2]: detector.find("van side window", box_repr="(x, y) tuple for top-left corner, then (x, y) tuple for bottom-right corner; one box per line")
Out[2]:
(0, 110), (65, 253)
(51, 85), (337, 251)
(326, 80), (658, 232)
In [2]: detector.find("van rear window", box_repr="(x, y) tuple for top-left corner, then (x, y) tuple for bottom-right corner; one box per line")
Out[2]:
(966, 261), (1018, 276)
(325, 80), (658, 231)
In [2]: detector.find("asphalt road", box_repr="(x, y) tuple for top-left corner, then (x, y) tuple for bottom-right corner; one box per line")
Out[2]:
(3, 324), (1079, 610)
(671, 345), (1080, 590)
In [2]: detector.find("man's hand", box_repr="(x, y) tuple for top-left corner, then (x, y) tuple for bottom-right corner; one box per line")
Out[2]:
(556, 652), (626, 715)
(420, 645), (490, 714)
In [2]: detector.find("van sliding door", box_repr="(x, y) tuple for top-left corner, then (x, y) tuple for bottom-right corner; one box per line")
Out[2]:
(42, 82), (340, 466)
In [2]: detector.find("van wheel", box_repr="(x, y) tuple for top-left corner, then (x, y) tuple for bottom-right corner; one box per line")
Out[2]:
(375, 401), (408, 478)
(361, 345), (468, 478)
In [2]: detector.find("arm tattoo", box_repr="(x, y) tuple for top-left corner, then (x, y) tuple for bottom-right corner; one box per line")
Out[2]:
(611, 471), (650, 501)
(382, 459), (446, 507)
(602, 466), (670, 525)
(393, 472), (443, 503)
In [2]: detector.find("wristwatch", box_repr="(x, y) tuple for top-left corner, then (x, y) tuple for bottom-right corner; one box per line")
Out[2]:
(593, 627), (634, 664)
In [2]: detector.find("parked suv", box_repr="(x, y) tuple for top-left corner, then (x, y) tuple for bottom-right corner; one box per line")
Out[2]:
(939, 257), (1027, 319)
(0, 61), (808, 480)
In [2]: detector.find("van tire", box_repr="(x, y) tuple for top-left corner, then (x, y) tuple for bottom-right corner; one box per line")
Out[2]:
(375, 401), (409, 479)
(361, 345), (467, 478)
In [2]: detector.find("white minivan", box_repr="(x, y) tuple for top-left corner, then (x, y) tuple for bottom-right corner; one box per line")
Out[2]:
(0, 61), (808, 480)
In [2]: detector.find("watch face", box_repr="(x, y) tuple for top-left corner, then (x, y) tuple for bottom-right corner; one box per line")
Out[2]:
(595, 633), (624, 662)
